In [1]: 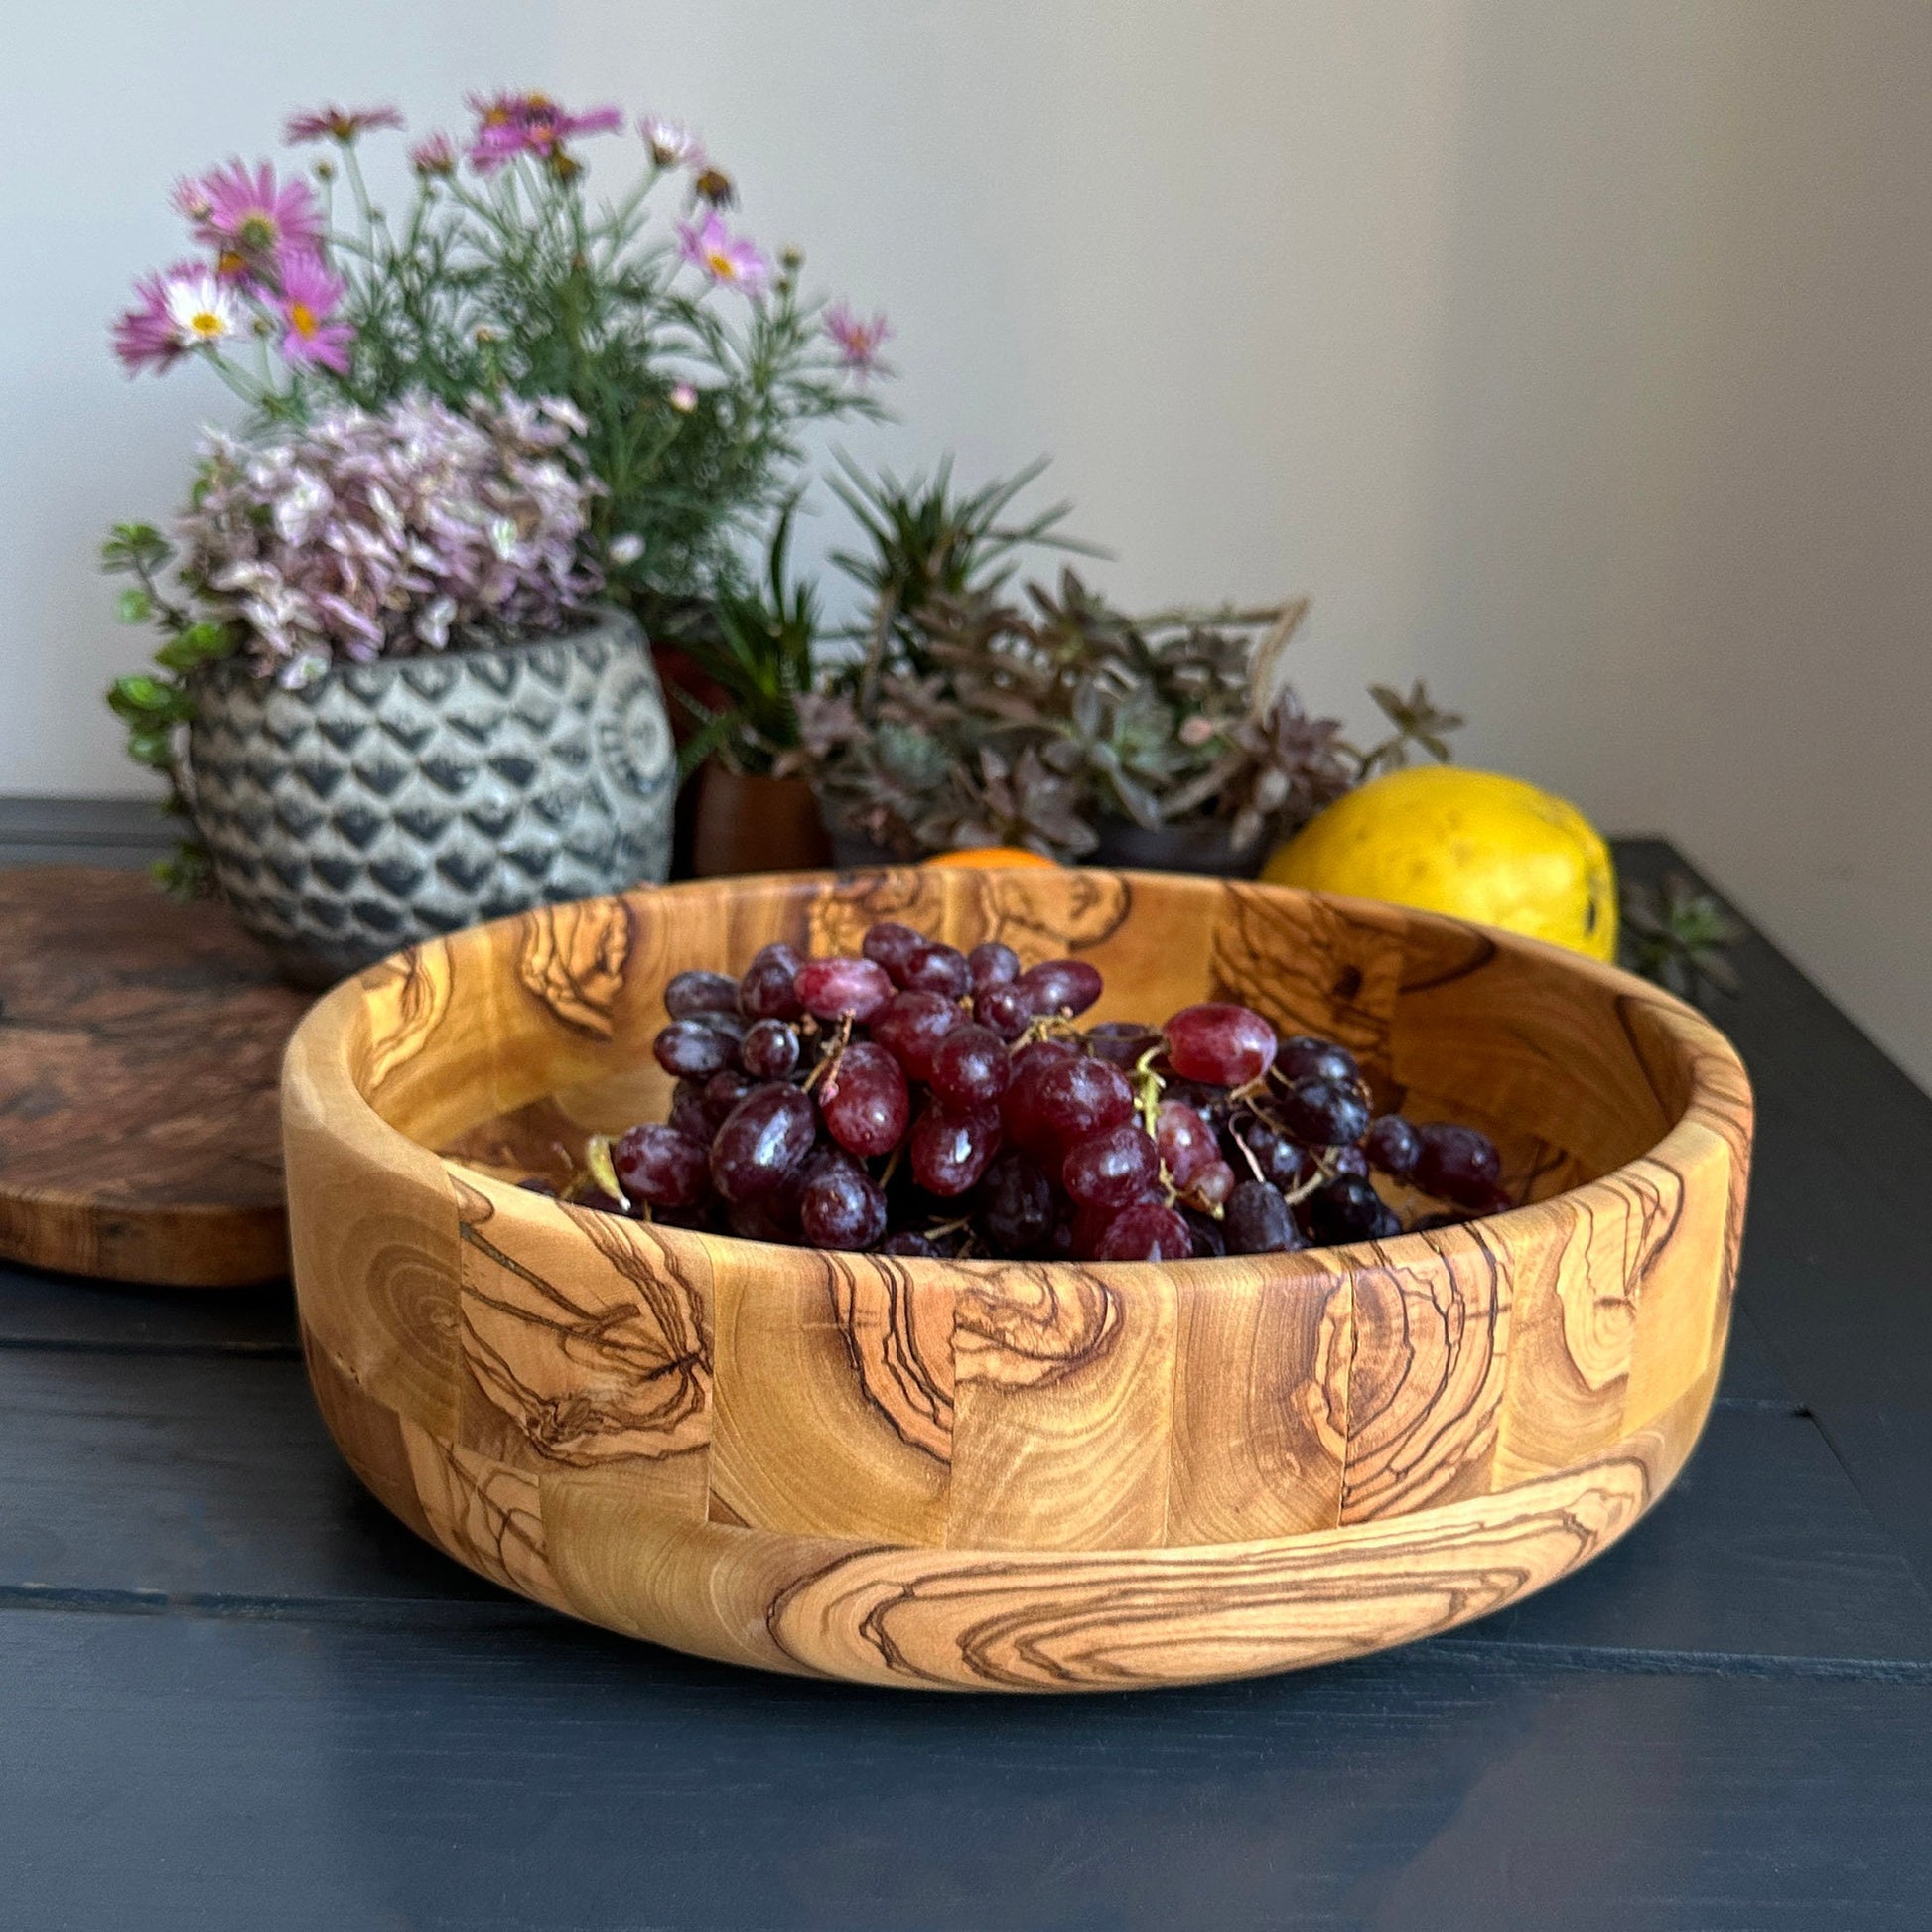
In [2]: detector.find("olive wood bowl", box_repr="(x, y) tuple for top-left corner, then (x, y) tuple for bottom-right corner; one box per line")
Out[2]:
(282, 868), (1752, 1692)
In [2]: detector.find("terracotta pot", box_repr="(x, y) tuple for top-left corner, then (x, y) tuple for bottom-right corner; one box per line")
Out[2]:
(691, 765), (834, 876)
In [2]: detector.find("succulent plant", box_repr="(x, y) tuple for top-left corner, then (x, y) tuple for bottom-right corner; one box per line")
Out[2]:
(1621, 873), (1744, 1005)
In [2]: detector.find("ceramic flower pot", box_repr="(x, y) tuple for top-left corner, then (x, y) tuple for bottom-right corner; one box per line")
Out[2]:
(184, 607), (674, 988)
(690, 765), (834, 877)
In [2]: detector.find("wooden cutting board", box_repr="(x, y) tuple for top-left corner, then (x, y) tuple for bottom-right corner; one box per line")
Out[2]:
(0, 868), (313, 1286)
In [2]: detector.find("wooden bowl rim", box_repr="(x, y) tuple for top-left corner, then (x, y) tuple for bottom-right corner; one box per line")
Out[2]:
(288, 868), (1751, 1293)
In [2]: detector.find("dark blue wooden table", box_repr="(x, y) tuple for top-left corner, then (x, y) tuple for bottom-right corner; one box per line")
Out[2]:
(3, 799), (1929, 1930)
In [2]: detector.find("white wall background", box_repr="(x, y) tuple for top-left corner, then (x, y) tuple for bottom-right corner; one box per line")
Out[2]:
(6, 2), (1930, 1085)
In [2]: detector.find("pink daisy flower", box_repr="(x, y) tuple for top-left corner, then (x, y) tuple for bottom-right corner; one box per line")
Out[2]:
(824, 304), (893, 377)
(676, 212), (771, 297)
(169, 176), (214, 223)
(466, 91), (622, 173)
(112, 262), (239, 373)
(409, 132), (458, 176)
(274, 250), (352, 374)
(284, 103), (404, 145)
(194, 160), (324, 281)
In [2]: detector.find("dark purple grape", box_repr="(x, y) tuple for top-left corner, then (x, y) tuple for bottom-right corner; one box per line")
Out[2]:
(1086, 1021), (1159, 1068)
(1306, 1174), (1401, 1246)
(1034, 1055), (1135, 1143)
(901, 942), (972, 1000)
(1414, 1123), (1503, 1207)
(819, 1040), (910, 1158)
(1094, 1200), (1193, 1262)
(974, 1149), (1056, 1254)
(739, 955), (804, 1021)
(1223, 1180), (1305, 1255)
(700, 1068), (753, 1128)
(516, 1175), (559, 1197)
(613, 1124), (712, 1208)
(909, 1104), (1002, 1195)
(573, 1186), (626, 1217)
(881, 1229), (942, 1258)
(1276, 1035), (1359, 1085)
(930, 1024), (1012, 1112)
(689, 1005), (749, 1043)
(1275, 1077), (1372, 1149)
(1164, 1004), (1278, 1086)
(1018, 957), (1103, 1019)
(1329, 1145), (1369, 1180)
(872, 989), (962, 1081)
(709, 1083), (817, 1202)
(793, 955), (894, 1022)
(1062, 1122), (1160, 1209)
(1184, 1209), (1228, 1259)
(862, 921), (924, 984)
(653, 1020), (735, 1079)
(739, 1018), (800, 1080)
(751, 941), (803, 972)
(1364, 1114), (1421, 1180)
(799, 1162), (888, 1250)
(1155, 1099), (1218, 1188)
(664, 969), (740, 1019)
(668, 1080), (713, 1143)
(974, 983), (1034, 1040)
(1232, 1115), (1311, 1191)
(726, 1174), (804, 1244)
(968, 941), (1021, 994)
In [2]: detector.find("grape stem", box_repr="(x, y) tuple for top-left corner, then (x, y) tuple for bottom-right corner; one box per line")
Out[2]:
(801, 1012), (854, 1094)
(580, 1133), (631, 1212)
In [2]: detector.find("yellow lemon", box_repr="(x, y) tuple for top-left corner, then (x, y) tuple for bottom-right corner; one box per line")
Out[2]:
(1262, 766), (1617, 962)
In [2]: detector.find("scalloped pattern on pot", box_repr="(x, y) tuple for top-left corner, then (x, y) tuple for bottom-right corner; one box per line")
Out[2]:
(186, 611), (673, 986)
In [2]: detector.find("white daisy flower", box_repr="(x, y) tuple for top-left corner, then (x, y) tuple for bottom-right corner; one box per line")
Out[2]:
(163, 271), (239, 349)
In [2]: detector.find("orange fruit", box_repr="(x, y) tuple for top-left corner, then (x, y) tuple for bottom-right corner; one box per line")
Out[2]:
(922, 846), (1058, 871)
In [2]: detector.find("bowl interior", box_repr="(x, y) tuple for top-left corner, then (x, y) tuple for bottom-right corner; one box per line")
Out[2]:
(355, 867), (1699, 1216)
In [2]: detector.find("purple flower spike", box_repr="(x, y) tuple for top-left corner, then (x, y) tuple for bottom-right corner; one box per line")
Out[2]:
(676, 212), (771, 297)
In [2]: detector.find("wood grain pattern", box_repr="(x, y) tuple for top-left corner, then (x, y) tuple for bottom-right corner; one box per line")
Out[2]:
(0, 867), (312, 1285)
(282, 866), (1753, 1691)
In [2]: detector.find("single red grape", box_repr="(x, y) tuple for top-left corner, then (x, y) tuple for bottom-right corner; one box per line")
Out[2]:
(1223, 1180), (1304, 1254)
(739, 1018), (800, 1080)
(974, 983), (1034, 1040)
(700, 1069), (752, 1128)
(1364, 1114), (1421, 1180)
(1154, 1099), (1218, 1188)
(668, 1080), (713, 1143)
(1186, 1157), (1237, 1210)
(653, 1020), (735, 1079)
(1164, 1003), (1279, 1087)
(901, 942), (972, 1000)
(1276, 1034), (1360, 1085)
(709, 1083), (817, 1201)
(1275, 1076), (1372, 1149)
(1062, 1122), (1161, 1209)
(1414, 1122), (1502, 1206)
(726, 1173), (804, 1243)
(872, 989), (963, 1081)
(1034, 1054), (1135, 1142)
(799, 1161), (889, 1250)
(664, 969), (740, 1019)
(1018, 958), (1103, 1019)
(968, 941), (1021, 994)
(908, 1104), (1002, 1195)
(862, 921), (924, 984)
(1094, 1200), (1193, 1262)
(612, 1124), (711, 1208)
(1001, 1036), (1079, 1154)
(930, 1024), (1013, 1112)
(819, 1040), (910, 1158)
(793, 955), (894, 1022)
(738, 956), (805, 1021)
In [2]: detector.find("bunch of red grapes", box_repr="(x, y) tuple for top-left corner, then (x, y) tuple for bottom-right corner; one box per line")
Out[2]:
(548, 921), (1511, 1263)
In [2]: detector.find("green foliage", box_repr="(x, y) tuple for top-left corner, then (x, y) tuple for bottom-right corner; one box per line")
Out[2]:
(668, 504), (822, 776)
(1620, 872), (1744, 1005)
(99, 523), (237, 892)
